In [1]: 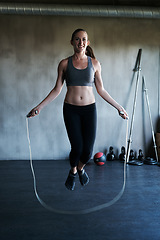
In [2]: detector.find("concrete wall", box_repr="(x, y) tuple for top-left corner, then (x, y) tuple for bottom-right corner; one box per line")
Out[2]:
(0, 15), (159, 160)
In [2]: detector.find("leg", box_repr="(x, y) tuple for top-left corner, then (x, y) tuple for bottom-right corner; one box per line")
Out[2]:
(63, 103), (83, 190)
(78, 103), (97, 186)
(63, 103), (83, 168)
(77, 161), (85, 171)
(80, 103), (97, 166)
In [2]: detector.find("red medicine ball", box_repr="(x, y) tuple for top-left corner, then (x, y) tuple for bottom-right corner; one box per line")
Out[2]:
(94, 152), (106, 166)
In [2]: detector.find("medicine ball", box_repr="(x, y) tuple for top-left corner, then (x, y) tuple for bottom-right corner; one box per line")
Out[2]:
(94, 152), (106, 166)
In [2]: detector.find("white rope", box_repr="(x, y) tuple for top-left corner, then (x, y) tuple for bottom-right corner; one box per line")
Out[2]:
(26, 117), (129, 215)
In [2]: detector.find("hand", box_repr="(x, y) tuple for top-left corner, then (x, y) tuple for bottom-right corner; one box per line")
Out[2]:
(118, 108), (129, 120)
(26, 108), (40, 118)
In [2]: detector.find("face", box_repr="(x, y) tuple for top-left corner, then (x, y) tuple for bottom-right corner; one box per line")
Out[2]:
(71, 31), (90, 53)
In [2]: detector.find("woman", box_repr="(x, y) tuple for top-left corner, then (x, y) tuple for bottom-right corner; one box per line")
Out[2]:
(27, 28), (128, 191)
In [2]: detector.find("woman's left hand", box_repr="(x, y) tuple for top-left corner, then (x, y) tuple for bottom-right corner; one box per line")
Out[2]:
(118, 108), (129, 120)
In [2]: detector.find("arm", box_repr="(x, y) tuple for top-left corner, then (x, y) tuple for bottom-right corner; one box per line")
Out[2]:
(94, 60), (128, 119)
(27, 59), (66, 118)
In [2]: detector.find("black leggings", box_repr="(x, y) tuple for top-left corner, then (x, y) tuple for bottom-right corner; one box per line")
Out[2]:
(63, 102), (97, 168)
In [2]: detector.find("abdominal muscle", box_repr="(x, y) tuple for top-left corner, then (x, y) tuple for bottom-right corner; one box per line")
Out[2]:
(64, 86), (95, 106)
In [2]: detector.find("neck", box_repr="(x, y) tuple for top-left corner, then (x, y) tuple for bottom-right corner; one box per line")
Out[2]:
(73, 52), (87, 60)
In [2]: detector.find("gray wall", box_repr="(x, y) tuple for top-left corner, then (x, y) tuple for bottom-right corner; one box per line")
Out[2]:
(0, 15), (159, 160)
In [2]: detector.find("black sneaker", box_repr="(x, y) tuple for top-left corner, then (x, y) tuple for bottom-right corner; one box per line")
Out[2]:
(65, 170), (77, 191)
(78, 169), (89, 186)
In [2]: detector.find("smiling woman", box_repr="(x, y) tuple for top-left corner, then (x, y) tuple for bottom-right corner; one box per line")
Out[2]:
(27, 28), (128, 191)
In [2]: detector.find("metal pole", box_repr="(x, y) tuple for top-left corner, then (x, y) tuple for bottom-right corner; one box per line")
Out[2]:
(126, 49), (142, 163)
(143, 76), (159, 163)
(0, 4), (160, 19)
(158, 47), (160, 118)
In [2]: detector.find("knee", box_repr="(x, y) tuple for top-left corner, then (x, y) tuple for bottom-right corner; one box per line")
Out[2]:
(69, 146), (83, 163)
(71, 146), (83, 158)
(81, 149), (93, 163)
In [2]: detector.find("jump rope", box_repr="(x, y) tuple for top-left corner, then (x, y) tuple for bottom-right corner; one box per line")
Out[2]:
(26, 49), (152, 215)
(26, 112), (129, 215)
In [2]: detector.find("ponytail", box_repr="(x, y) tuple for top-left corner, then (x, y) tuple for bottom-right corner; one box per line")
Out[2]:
(86, 45), (95, 59)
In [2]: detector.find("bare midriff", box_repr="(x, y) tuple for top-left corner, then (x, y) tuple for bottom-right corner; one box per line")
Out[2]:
(64, 86), (95, 106)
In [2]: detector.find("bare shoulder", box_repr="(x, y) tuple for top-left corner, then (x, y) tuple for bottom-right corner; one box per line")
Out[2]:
(59, 57), (68, 70)
(56, 58), (69, 80)
(91, 58), (101, 72)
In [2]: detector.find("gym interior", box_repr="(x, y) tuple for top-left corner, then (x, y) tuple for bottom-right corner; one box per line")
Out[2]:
(0, 0), (160, 240)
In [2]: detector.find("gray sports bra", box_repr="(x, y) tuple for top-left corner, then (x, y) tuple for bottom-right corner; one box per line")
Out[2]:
(65, 56), (95, 87)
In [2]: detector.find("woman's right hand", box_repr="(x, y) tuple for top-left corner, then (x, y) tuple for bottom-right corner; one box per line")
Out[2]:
(26, 108), (40, 118)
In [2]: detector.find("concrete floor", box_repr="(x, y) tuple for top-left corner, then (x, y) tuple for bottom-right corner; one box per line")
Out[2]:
(0, 160), (160, 240)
